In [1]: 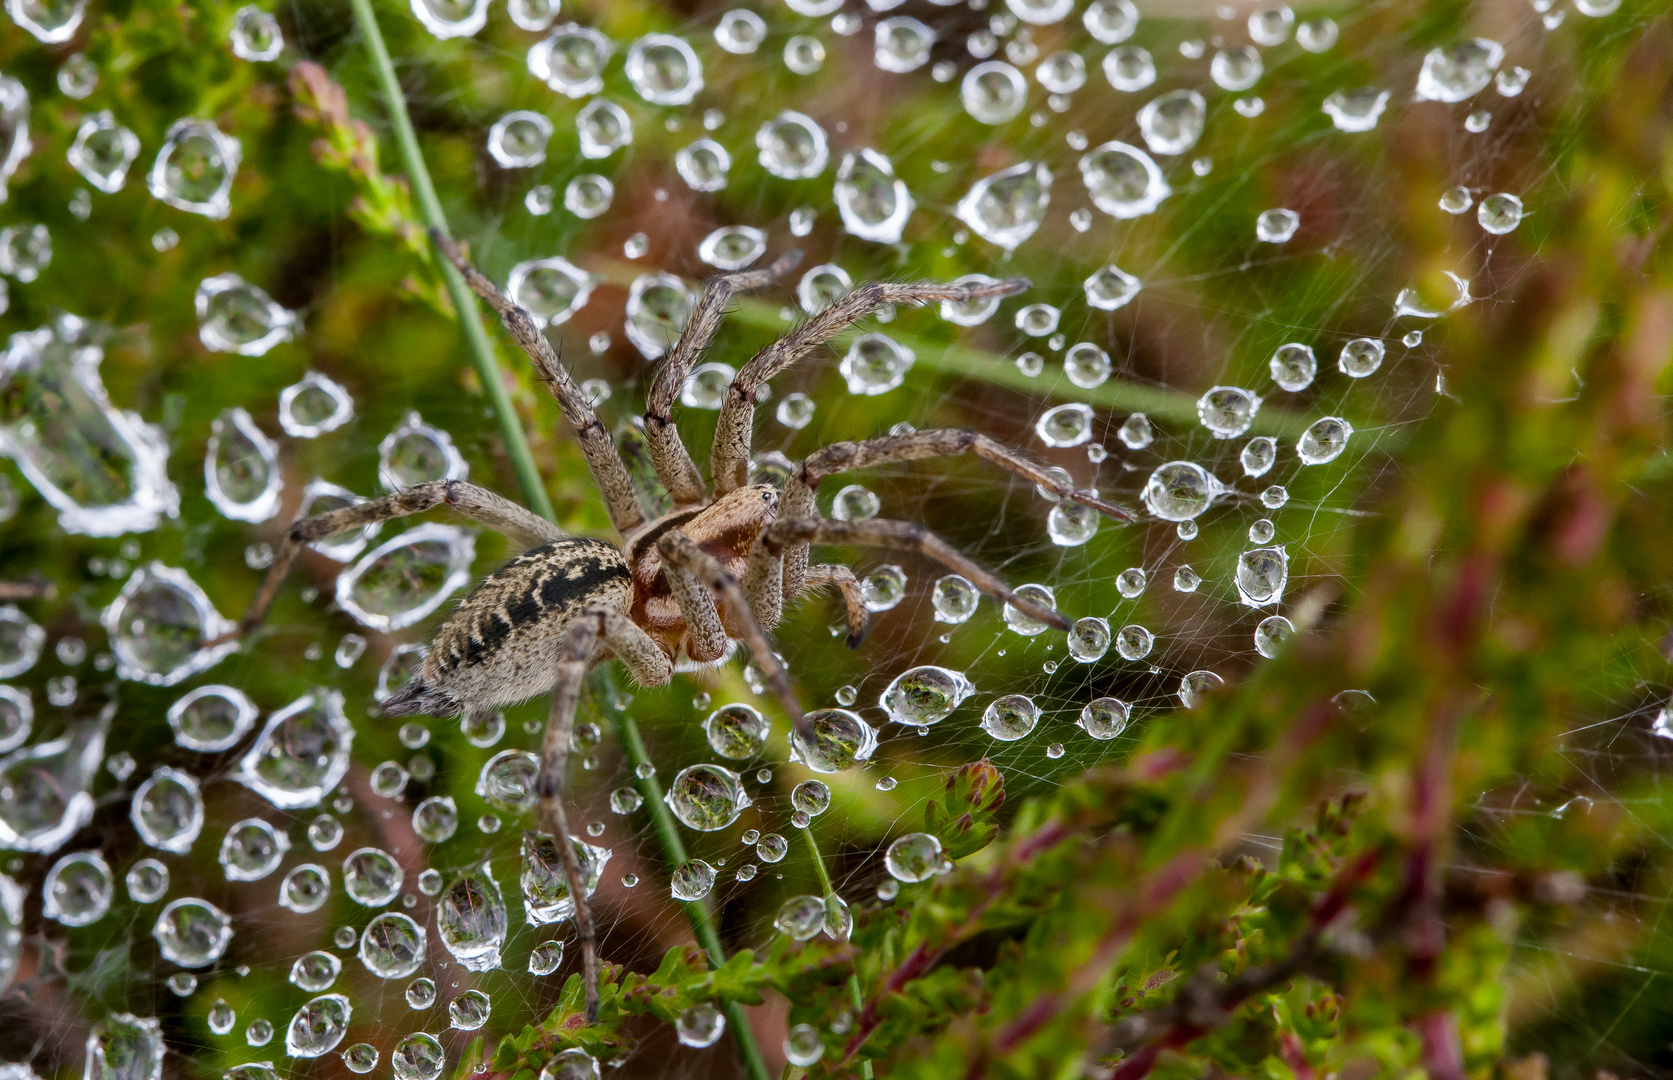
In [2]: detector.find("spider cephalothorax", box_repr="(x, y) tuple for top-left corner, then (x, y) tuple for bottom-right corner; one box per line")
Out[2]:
(221, 234), (1134, 1019)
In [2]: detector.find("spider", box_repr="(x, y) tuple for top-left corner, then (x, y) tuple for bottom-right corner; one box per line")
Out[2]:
(223, 233), (1133, 1018)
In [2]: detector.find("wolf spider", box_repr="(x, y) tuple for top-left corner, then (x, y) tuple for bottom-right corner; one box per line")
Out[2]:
(224, 233), (1132, 1018)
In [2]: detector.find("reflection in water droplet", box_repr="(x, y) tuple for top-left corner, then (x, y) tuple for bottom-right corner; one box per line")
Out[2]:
(410, 0), (488, 38)
(279, 371), (355, 438)
(147, 119), (240, 218)
(1179, 670), (1225, 708)
(436, 864), (508, 971)
(1415, 39), (1503, 103)
(835, 149), (915, 244)
(336, 523), (476, 632)
(359, 912), (426, 978)
(196, 273), (296, 356)
(961, 61), (1027, 123)
(1477, 193), (1524, 235)
(885, 832), (944, 883)
(1137, 89), (1205, 155)
(1, 321), (180, 535)
(1143, 461), (1223, 521)
(280, 864), (330, 913)
(286, 994), (352, 1058)
(756, 111), (828, 179)
(230, 6), (283, 60)
(881, 666), (974, 726)
(102, 563), (235, 686)
(982, 695), (1040, 741)
(839, 333), (914, 396)
(205, 408), (282, 522)
(624, 273), (692, 359)
(521, 830), (610, 924)
(1297, 416), (1354, 465)
(68, 111), (139, 194)
(85, 1015), (163, 1080)
(529, 24), (612, 96)
(576, 99), (632, 159)
(698, 226), (766, 271)
(232, 690), (354, 810)
(43, 850), (113, 926)
(486, 111), (552, 168)
(675, 139), (731, 192)
(1323, 87), (1390, 132)
(956, 161), (1051, 251)
(626, 34), (703, 104)
(1256, 208), (1300, 242)
(665, 763), (751, 831)
(1235, 546), (1289, 607)
(153, 897), (233, 966)
(131, 767), (204, 854)
(1078, 697), (1130, 739)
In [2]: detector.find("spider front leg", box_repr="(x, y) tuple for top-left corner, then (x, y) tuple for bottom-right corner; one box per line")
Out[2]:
(709, 276), (1029, 495)
(216, 479), (562, 644)
(747, 517), (1072, 633)
(541, 607), (672, 1023)
(644, 251), (802, 507)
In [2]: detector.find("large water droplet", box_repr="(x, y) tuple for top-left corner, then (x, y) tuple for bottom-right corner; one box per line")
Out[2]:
(1035, 402), (1094, 448)
(1078, 140), (1168, 219)
(529, 24), (612, 97)
(790, 709), (878, 773)
(42, 850), (112, 926)
(839, 333), (913, 395)
(1322, 87), (1390, 132)
(1210, 46), (1262, 91)
(131, 767), (204, 854)
(1415, 39), (1503, 103)
(675, 138), (730, 192)
(219, 817), (289, 881)
(1296, 416), (1354, 465)
(1103, 46), (1155, 92)
(677, 1002), (726, 1048)
(230, 6), (284, 60)
(1136, 89), (1206, 155)
(195, 273), (296, 355)
(1269, 343), (1317, 392)
(1235, 545), (1288, 607)
(378, 412), (467, 492)
(0, 717), (104, 853)
(703, 703), (770, 758)
(436, 864), (508, 971)
(67, 111), (139, 194)
(880, 666), (974, 726)
(875, 16), (933, 71)
(153, 897), (233, 966)
(85, 1015), (163, 1080)
(359, 912), (426, 978)
(278, 371), (354, 438)
(956, 161), (1051, 251)
(1078, 698), (1130, 739)
(1477, 193), (1524, 235)
(961, 60), (1028, 123)
(0, 686), (29, 754)
(232, 689), (354, 810)
(1196, 386), (1261, 439)
(342, 847), (403, 906)
(0, 320), (180, 535)
(286, 994), (351, 1058)
(147, 119), (240, 218)
(520, 830), (611, 924)
(981, 694), (1040, 741)
(0, 76), (26, 203)
(625, 34), (703, 104)
(0, 606), (43, 679)
(1142, 461), (1224, 521)
(884, 833), (944, 883)
(835, 149), (914, 244)
(486, 110), (551, 168)
(477, 749), (539, 814)
(665, 763), (751, 831)
(624, 273), (692, 359)
(102, 563), (235, 686)
(335, 523), (475, 632)
(670, 859), (716, 901)
(205, 408), (281, 523)
(576, 99), (632, 159)
(698, 225), (766, 271)
(756, 111), (828, 179)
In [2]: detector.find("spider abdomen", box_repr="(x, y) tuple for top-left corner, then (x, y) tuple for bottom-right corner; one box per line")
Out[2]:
(389, 538), (631, 716)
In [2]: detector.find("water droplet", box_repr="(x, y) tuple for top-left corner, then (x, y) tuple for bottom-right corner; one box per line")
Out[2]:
(957, 161), (1051, 250)
(884, 832), (944, 883)
(838, 333), (914, 396)
(200, 407), (282, 522)
(342, 1045), (380, 1074)
(675, 1001), (726, 1047)
(289, 950), (342, 992)
(125, 857), (169, 902)
(756, 111), (828, 178)
(670, 858), (717, 901)
(233, 690), (353, 810)
(529, 23), (611, 95)
(625, 33), (702, 104)
(276, 863), (329, 914)
(1337, 338), (1385, 379)
(624, 272), (692, 360)
(404, 977), (437, 1009)
(982, 694), (1039, 741)
(339, 847), (402, 906)
(1143, 461), (1223, 521)
(196, 273), (297, 356)
(230, 5), (283, 59)
(1078, 698), (1130, 739)
(700, 702), (769, 758)
(698, 225), (766, 271)
(1256, 208), (1300, 243)
(1035, 403), (1094, 449)
(924, 574), (977, 624)
(1066, 617), (1110, 663)
(1048, 502), (1099, 546)
(672, 140), (731, 194)
(245, 1020), (274, 1048)
(1477, 193), (1524, 235)
(1321, 87), (1389, 132)
(835, 149), (915, 244)
(1084, 0), (1138, 43)
(783, 34), (825, 74)
(1234, 545), (1289, 607)
(85, 1016), (163, 1080)
(666, 763), (751, 831)
(520, 830), (610, 924)
(437, 864), (508, 971)
(879, 666), (972, 727)
(715, 8), (766, 53)
(1060, 344), (1111, 391)
(1110, 623), (1151, 661)
(539, 1050), (598, 1080)
(353, 911), (425, 979)
(208, 999), (237, 1036)
(575, 98), (632, 159)
(1297, 416), (1353, 465)
(1111, 568), (1146, 601)
(449, 989), (492, 1031)
(1001, 582), (1056, 636)
(1415, 39), (1503, 103)
(131, 767), (204, 854)
(64, 111), (139, 196)
(278, 371), (355, 437)
(219, 818), (289, 882)
(392, 1033), (445, 1080)
(874, 16), (933, 73)
(1134, 89), (1205, 156)
(2, 321), (181, 535)
(105, 563), (236, 686)
(285, 994), (352, 1058)
(1196, 386), (1261, 439)
(336, 523), (475, 632)
(1268, 343), (1317, 392)
(148, 119), (240, 218)
(1174, 566), (1201, 592)
(960, 60), (1028, 123)
(42, 850), (112, 926)
(790, 709), (878, 773)
(8, 0), (85, 42)
(1179, 670), (1225, 708)
(784, 1024), (824, 1067)
(527, 938), (565, 976)
(1210, 46), (1262, 91)
(774, 895), (824, 940)
(1254, 614), (1294, 658)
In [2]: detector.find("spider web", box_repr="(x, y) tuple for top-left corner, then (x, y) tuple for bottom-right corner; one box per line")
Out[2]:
(1, 2), (1670, 1080)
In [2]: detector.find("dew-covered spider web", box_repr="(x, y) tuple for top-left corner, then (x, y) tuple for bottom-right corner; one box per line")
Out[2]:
(0, 1), (1669, 1079)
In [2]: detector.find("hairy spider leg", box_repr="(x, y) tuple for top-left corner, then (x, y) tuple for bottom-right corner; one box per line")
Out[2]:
(707, 277), (1030, 496)
(643, 251), (803, 507)
(433, 230), (645, 537)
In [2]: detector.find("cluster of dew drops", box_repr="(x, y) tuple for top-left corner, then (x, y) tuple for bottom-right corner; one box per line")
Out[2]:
(0, 0), (1615, 1075)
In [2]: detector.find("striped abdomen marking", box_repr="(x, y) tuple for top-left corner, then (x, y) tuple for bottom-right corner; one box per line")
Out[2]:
(427, 538), (630, 684)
